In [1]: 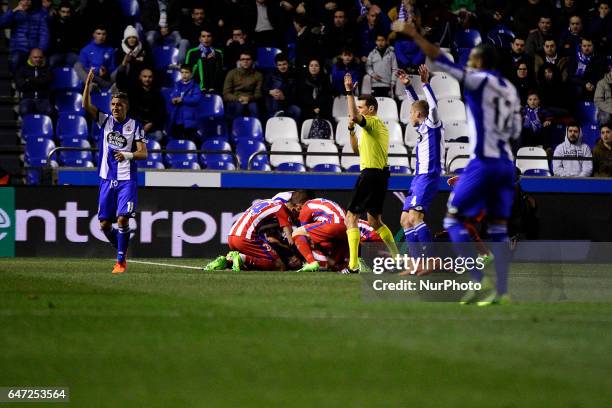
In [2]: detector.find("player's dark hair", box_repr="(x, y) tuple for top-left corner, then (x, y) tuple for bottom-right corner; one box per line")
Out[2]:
(539, 14), (552, 22)
(274, 53), (289, 64)
(358, 95), (378, 111)
(111, 92), (129, 105)
(180, 63), (192, 72)
(543, 36), (556, 44)
(340, 47), (353, 56)
(290, 190), (314, 205)
(581, 36), (594, 44)
(473, 43), (499, 70)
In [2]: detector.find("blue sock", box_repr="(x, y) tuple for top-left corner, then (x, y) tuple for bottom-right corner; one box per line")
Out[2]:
(117, 225), (130, 263)
(414, 222), (433, 257)
(103, 227), (118, 249)
(488, 224), (510, 295)
(444, 217), (483, 282)
(403, 227), (420, 257)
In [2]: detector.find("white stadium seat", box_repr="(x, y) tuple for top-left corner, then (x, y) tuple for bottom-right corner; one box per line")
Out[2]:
(395, 75), (425, 101)
(361, 74), (372, 95)
(335, 117), (362, 146)
(404, 125), (420, 148)
(270, 138), (303, 167)
(430, 73), (461, 99)
(438, 98), (467, 122)
(399, 99), (412, 124)
(516, 146), (550, 175)
(305, 140), (340, 168)
(300, 118), (334, 145)
(375, 97), (399, 121)
(388, 143), (410, 168)
(332, 96), (349, 121)
(383, 119), (404, 144)
(444, 120), (468, 142)
(341, 144), (360, 170)
(448, 157), (469, 174)
(445, 142), (470, 173)
(265, 116), (298, 144)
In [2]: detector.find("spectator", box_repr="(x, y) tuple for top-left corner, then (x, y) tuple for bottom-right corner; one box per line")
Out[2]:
(0, 0), (49, 71)
(297, 58), (333, 120)
(142, 0), (186, 62)
(534, 38), (568, 82)
(112, 25), (153, 88)
(47, 1), (79, 68)
(537, 63), (572, 113)
(180, 7), (215, 50)
(512, 0), (553, 37)
(502, 36), (533, 79)
(595, 67), (612, 125)
(74, 26), (116, 91)
(589, 1), (612, 58)
(223, 51), (263, 121)
(169, 64), (202, 141)
(15, 48), (53, 116)
(224, 27), (254, 70)
(394, 32), (425, 72)
(567, 37), (605, 101)
(592, 124), (612, 177)
(357, 6), (390, 62)
(511, 62), (537, 105)
(559, 15), (583, 57)
(78, 0), (125, 46)
(553, 124), (593, 177)
(555, 0), (583, 35)
(520, 91), (552, 148)
(246, 0), (282, 47)
(127, 68), (167, 143)
(263, 53), (300, 121)
(185, 29), (225, 93)
(525, 15), (553, 56)
(366, 34), (397, 97)
(321, 9), (358, 60)
(331, 48), (361, 96)
(293, 14), (320, 72)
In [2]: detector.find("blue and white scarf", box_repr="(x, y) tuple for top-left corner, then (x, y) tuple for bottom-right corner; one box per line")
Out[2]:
(575, 51), (592, 77)
(523, 107), (542, 133)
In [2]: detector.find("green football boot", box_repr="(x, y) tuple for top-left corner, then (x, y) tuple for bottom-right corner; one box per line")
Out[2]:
(476, 293), (512, 307)
(460, 276), (493, 305)
(297, 261), (320, 272)
(227, 251), (244, 272)
(203, 255), (228, 271)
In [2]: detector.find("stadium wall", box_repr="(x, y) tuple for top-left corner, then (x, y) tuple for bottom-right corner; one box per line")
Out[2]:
(1, 185), (611, 258)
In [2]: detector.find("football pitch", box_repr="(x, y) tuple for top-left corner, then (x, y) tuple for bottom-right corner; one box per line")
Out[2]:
(1, 258), (611, 407)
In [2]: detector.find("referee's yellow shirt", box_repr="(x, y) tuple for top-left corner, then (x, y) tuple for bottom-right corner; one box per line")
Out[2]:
(359, 115), (389, 170)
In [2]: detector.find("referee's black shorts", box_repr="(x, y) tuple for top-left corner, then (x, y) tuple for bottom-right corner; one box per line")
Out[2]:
(346, 167), (390, 216)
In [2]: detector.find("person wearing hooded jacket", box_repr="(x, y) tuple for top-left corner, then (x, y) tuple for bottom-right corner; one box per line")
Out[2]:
(593, 124), (612, 177)
(552, 124), (593, 177)
(112, 25), (153, 90)
(594, 69), (612, 125)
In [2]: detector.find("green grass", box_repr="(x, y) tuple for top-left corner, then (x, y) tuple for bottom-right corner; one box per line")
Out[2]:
(1, 258), (611, 407)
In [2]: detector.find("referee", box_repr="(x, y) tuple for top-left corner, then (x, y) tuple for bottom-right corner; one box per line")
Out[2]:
(342, 73), (399, 274)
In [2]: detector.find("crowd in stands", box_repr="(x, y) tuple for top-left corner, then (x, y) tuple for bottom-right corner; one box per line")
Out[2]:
(3, 0), (612, 180)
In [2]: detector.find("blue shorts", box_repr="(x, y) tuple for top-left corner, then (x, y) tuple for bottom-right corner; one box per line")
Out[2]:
(98, 178), (138, 221)
(448, 158), (515, 219)
(403, 173), (440, 213)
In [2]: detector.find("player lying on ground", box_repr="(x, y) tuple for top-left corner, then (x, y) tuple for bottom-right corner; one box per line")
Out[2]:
(83, 67), (148, 274)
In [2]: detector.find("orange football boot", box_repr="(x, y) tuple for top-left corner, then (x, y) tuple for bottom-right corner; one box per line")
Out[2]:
(112, 260), (127, 274)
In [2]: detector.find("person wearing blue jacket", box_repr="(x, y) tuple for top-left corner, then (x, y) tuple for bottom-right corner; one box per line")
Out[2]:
(0, 0), (49, 71)
(394, 35), (425, 71)
(330, 49), (361, 96)
(74, 26), (116, 91)
(169, 64), (202, 141)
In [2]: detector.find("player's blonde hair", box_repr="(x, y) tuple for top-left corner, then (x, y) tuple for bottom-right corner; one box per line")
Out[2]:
(412, 100), (429, 116)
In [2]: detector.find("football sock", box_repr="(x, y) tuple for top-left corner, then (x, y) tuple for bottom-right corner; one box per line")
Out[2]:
(464, 222), (489, 255)
(347, 227), (360, 270)
(103, 227), (118, 249)
(444, 217), (482, 282)
(488, 224), (510, 295)
(117, 225), (130, 263)
(294, 235), (316, 263)
(403, 227), (420, 257)
(377, 224), (399, 256)
(244, 255), (277, 270)
(414, 222), (433, 257)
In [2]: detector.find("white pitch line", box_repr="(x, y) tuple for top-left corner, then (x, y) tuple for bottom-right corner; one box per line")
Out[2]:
(128, 259), (203, 270)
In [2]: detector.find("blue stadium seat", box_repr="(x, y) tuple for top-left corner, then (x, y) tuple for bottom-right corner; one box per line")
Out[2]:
(581, 124), (599, 148)
(90, 91), (112, 113)
(206, 160), (236, 170)
(198, 93), (224, 118)
(275, 162), (306, 172)
(26, 157), (57, 185)
(160, 69), (181, 88)
(146, 139), (162, 162)
(286, 43), (296, 63)
(200, 139), (233, 168)
(171, 160), (201, 169)
(390, 165), (411, 174)
(59, 138), (93, 165)
(251, 161), (271, 171)
(139, 160), (165, 169)
(165, 139), (197, 167)
(153, 45), (179, 71)
(56, 113), (89, 142)
(312, 163), (341, 172)
(575, 101), (597, 125)
(347, 164), (360, 172)
(523, 168), (551, 176)
(25, 138), (56, 164)
(231, 117), (263, 143)
(198, 116), (228, 141)
(54, 92), (83, 114)
(21, 114), (53, 141)
(454, 29), (482, 49)
(235, 140), (267, 170)
(51, 67), (80, 91)
(256, 47), (282, 70)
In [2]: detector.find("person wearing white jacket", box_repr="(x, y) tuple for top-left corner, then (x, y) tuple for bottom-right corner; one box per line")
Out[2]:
(553, 124), (593, 177)
(365, 34), (397, 97)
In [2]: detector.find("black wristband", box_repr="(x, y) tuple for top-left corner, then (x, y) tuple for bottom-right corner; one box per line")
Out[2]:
(344, 90), (353, 96)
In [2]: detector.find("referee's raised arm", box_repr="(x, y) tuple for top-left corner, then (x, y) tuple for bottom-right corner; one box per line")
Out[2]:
(344, 73), (361, 154)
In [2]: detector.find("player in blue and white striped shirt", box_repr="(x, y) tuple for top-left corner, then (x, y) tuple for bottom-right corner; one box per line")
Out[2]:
(397, 65), (444, 268)
(393, 20), (521, 304)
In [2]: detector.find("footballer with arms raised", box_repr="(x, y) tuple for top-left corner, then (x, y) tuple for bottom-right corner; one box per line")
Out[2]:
(83, 67), (148, 274)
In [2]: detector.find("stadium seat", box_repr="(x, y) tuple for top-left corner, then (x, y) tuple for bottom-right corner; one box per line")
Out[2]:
(198, 116), (228, 141)
(270, 138), (303, 168)
(312, 163), (342, 172)
(160, 68), (181, 88)
(90, 121), (102, 143)
(256, 47), (282, 70)
(515, 146), (550, 176)
(332, 96), (349, 121)
(56, 114), (89, 142)
(335, 117), (362, 146)
(171, 160), (201, 169)
(198, 93), (224, 119)
(438, 98), (466, 122)
(206, 160), (236, 170)
(305, 140), (340, 169)
(430, 73), (461, 99)
(26, 157), (57, 185)
(54, 92), (83, 114)
(341, 144), (359, 170)
(231, 117), (263, 144)
(388, 143), (410, 173)
(90, 91), (112, 113)
(236, 140), (267, 170)
(25, 137), (56, 164)
(139, 160), (165, 169)
(383, 119), (403, 144)
(396, 75), (425, 102)
(165, 139), (197, 168)
(59, 138), (92, 166)
(581, 124), (599, 148)
(486, 25), (515, 51)
(523, 168), (550, 176)
(445, 142), (470, 173)
(265, 116), (298, 144)
(275, 162), (305, 172)
(51, 67), (80, 91)
(575, 101), (597, 125)
(251, 161), (271, 171)
(444, 120), (469, 142)
(376, 97), (399, 121)
(361, 74), (372, 95)
(200, 139), (234, 168)
(152, 45), (179, 71)
(404, 125), (419, 148)
(399, 99), (411, 125)
(21, 114), (53, 141)
(454, 28), (482, 49)
(300, 118), (334, 145)
(146, 140), (162, 163)
(448, 157), (469, 174)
